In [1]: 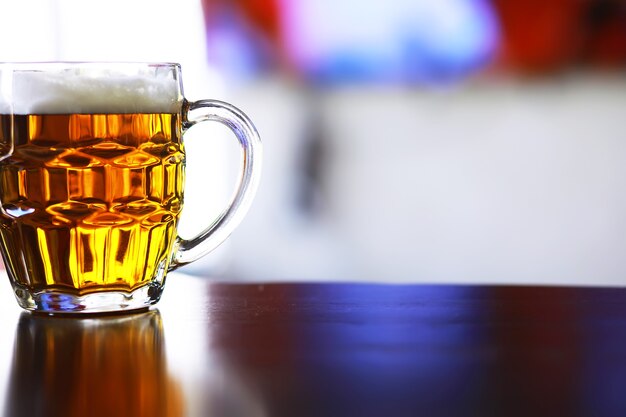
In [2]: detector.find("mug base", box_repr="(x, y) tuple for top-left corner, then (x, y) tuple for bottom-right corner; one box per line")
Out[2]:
(11, 282), (164, 315)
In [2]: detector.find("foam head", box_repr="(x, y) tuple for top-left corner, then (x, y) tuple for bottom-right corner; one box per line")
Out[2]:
(2, 66), (183, 115)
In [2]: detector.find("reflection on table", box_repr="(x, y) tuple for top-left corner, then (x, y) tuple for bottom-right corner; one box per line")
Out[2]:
(5, 311), (183, 417)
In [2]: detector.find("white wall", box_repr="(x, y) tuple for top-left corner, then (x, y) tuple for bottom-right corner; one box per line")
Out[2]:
(226, 76), (626, 286)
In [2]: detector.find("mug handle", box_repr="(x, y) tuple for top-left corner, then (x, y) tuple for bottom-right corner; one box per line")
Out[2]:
(169, 99), (262, 270)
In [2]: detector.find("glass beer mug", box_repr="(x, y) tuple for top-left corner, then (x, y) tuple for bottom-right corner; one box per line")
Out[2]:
(0, 62), (261, 313)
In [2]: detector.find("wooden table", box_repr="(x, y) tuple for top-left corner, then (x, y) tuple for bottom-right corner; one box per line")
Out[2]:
(0, 273), (625, 417)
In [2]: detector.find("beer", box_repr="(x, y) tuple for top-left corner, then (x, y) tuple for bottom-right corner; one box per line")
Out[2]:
(0, 62), (261, 313)
(0, 112), (185, 294)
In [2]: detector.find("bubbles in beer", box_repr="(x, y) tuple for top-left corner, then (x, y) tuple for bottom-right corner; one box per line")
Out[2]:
(0, 112), (185, 294)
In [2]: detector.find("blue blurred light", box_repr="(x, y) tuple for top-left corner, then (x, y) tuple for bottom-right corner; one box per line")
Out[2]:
(205, 7), (275, 80)
(280, 0), (500, 84)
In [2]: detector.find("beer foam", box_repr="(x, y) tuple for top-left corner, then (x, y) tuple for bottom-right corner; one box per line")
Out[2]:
(7, 70), (183, 114)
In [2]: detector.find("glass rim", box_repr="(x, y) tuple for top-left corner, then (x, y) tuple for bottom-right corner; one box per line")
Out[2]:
(0, 61), (182, 69)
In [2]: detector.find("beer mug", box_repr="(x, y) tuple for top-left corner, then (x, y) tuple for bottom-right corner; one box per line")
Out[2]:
(0, 62), (262, 313)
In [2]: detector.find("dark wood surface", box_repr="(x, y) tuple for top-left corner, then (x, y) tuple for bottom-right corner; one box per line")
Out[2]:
(0, 273), (625, 417)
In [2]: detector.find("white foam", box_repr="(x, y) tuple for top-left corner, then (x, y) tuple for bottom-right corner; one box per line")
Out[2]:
(5, 69), (183, 114)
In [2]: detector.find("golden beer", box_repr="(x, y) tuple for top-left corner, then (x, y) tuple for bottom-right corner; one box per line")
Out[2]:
(0, 113), (185, 294)
(0, 62), (261, 313)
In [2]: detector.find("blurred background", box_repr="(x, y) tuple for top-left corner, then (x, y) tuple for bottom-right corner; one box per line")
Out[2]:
(0, 0), (625, 285)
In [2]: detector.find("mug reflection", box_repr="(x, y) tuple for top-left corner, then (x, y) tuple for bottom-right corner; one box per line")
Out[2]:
(4, 310), (183, 417)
